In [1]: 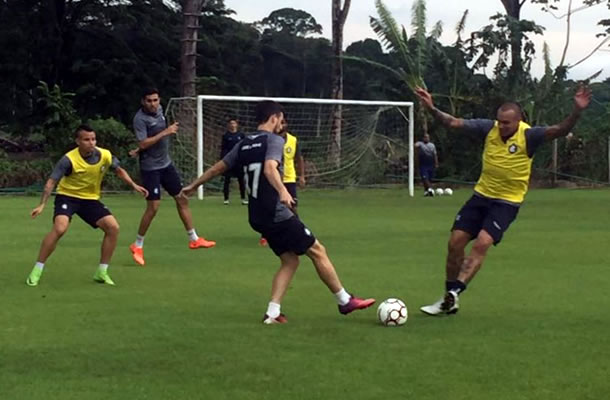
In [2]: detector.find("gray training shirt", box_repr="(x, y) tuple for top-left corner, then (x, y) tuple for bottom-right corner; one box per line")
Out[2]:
(50, 148), (120, 180)
(133, 105), (172, 171)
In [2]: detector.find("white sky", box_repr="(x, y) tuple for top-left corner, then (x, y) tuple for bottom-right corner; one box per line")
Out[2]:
(223, 0), (610, 81)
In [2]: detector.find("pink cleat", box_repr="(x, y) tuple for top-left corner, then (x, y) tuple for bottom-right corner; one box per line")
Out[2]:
(338, 295), (376, 315)
(262, 313), (288, 324)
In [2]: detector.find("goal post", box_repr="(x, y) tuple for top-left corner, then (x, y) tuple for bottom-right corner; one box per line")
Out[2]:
(166, 95), (415, 199)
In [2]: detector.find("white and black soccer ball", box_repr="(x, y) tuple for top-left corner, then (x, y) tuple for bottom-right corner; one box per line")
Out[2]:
(444, 188), (453, 196)
(435, 188), (444, 196)
(377, 298), (408, 326)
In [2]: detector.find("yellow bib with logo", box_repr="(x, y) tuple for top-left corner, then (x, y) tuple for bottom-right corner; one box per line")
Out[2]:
(57, 147), (112, 200)
(474, 121), (533, 203)
(283, 133), (298, 183)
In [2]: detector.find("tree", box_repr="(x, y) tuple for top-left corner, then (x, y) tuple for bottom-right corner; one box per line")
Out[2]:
(181, 0), (206, 97)
(256, 8), (323, 37)
(329, 0), (351, 167)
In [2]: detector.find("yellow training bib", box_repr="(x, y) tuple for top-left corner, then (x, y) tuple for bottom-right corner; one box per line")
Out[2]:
(57, 147), (112, 200)
(283, 133), (298, 183)
(474, 121), (533, 203)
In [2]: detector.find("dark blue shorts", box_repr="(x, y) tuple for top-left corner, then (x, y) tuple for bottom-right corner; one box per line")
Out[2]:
(253, 217), (316, 257)
(53, 194), (112, 229)
(452, 194), (520, 245)
(141, 163), (182, 201)
(420, 165), (435, 181)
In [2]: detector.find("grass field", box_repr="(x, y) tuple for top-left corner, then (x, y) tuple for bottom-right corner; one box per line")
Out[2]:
(1, 188), (609, 400)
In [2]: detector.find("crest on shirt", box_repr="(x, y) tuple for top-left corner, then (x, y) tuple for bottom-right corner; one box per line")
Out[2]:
(285, 147), (293, 154)
(508, 144), (519, 154)
(100, 166), (106, 172)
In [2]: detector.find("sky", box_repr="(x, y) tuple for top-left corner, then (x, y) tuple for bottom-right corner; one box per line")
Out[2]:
(223, 0), (610, 82)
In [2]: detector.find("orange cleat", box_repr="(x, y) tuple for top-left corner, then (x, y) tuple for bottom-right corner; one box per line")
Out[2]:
(129, 243), (145, 266)
(189, 237), (216, 249)
(259, 238), (268, 247)
(262, 313), (287, 324)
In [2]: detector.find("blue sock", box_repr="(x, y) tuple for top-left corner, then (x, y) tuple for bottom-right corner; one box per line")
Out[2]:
(446, 280), (467, 294)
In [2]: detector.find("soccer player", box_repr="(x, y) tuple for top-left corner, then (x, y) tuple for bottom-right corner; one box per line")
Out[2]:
(259, 119), (305, 246)
(26, 125), (148, 286)
(129, 88), (215, 266)
(415, 133), (438, 196)
(180, 100), (375, 324)
(220, 118), (246, 205)
(415, 85), (592, 315)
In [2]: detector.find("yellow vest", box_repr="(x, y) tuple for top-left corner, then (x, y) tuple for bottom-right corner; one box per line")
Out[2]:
(57, 147), (113, 200)
(474, 121), (533, 203)
(283, 133), (298, 183)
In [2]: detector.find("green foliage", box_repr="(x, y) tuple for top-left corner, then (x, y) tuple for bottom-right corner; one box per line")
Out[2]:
(34, 82), (81, 158)
(256, 8), (323, 37)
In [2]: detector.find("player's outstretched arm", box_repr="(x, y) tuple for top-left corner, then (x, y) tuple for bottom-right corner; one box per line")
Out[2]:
(115, 167), (149, 197)
(180, 160), (229, 198)
(414, 87), (464, 129)
(264, 159), (295, 208)
(544, 85), (592, 141)
(31, 178), (57, 218)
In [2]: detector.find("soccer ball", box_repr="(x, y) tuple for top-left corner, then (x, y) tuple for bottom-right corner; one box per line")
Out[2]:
(435, 188), (444, 196)
(377, 298), (408, 326)
(444, 188), (453, 196)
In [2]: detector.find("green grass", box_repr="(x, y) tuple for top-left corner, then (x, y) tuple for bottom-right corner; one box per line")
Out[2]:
(1, 188), (609, 400)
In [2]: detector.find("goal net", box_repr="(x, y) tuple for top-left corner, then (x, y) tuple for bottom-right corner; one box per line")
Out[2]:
(166, 96), (414, 199)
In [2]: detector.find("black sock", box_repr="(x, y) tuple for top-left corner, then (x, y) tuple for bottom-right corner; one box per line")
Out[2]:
(445, 280), (467, 294)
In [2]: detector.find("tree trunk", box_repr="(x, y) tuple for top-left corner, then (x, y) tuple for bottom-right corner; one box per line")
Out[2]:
(180, 0), (205, 97)
(500, 0), (524, 89)
(329, 0), (351, 168)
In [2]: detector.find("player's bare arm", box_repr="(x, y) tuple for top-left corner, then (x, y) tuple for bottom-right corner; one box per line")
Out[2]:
(180, 160), (229, 198)
(138, 122), (179, 150)
(31, 178), (57, 218)
(115, 167), (149, 197)
(297, 154), (306, 188)
(264, 159), (295, 208)
(414, 87), (464, 129)
(544, 85), (592, 141)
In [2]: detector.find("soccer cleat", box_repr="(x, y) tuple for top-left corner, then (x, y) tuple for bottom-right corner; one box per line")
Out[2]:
(93, 269), (115, 286)
(241, 199), (249, 205)
(259, 238), (268, 247)
(129, 243), (145, 266)
(26, 267), (43, 287)
(223, 200), (229, 205)
(262, 313), (287, 324)
(189, 237), (216, 249)
(338, 295), (376, 315)
(420, 291), (460, 316)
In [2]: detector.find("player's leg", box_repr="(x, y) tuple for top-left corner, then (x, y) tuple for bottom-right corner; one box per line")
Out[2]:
(305, 239), (375, 315)
(421, 166), (433, 195)
(93, 214), (120, 285)
(131, 169), (161, 265)
(237, 173), (247, 205)
(223, 174), (231, 204)
(27, 214), (71, 286)
(263, 251), (299, 324)
(75, 199), (116, 285)
(421, 195), (483, 315)
(162, 164), (216, 249)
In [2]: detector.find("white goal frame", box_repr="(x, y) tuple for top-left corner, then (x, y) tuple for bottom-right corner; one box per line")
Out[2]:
(193, 95), (415, 200)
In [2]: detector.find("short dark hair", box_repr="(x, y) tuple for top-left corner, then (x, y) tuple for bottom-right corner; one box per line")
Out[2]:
(255, 101), (284, 124)
(142, 87), (160, 99)
(227, 117), (238, 124)
(75, 124), (94, 138)
(497, 102), (524, 119)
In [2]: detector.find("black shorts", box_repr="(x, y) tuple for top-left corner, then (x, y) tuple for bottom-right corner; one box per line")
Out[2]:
(53, 194), (112, 229)
(284, 182), (298, 203)
(452, 194), (520, 245)
(254, 216), (316, 256)
(420, 165), (435, 181)
(141, 163), (182, 200)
